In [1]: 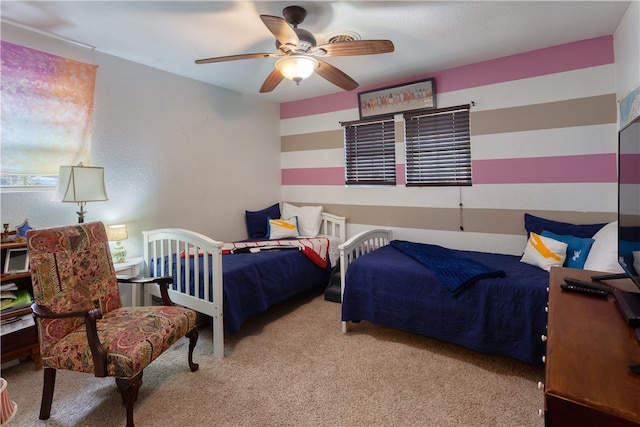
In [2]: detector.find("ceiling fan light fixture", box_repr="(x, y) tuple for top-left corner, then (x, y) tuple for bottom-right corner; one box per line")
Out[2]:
(275, 56), (319, 84)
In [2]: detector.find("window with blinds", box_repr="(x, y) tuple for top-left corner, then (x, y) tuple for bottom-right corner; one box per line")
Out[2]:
(403, 105), (471, 186)
(1, 41), (98, 190)
(342, 116), (396, 186)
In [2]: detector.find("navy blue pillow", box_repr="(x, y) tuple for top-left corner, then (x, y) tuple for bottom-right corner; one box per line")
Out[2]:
(524, 213), (606, 239)
(245, 203), (280, 239)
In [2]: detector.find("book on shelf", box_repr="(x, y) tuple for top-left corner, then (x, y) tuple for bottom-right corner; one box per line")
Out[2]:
(0, 282), (19, 291)
(0, 313), (35, 336)
(1, 291), (17, 300)
(0, 289), (32, 313)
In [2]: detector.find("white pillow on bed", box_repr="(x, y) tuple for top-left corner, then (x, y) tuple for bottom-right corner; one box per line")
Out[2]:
(520, 232), (567, 271)
(281, 202), (323, 237)
(582, 221), (625, 274)
(267, 217), (299, 240)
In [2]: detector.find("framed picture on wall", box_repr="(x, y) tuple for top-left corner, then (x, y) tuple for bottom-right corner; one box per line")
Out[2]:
(358, 78), (436, 119)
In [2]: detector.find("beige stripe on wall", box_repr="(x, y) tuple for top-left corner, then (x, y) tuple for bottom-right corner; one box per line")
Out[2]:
(281, 121), (405, 152)
(288, 202), (616, 236)
(281, 130), (343, 152)
(471, 94), (617, 135)
(281, 94), (617, 152)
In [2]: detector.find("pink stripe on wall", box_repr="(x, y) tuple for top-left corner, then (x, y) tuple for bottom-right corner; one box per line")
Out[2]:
(280, 36), (613, 120)
(432, 36), (613, 94)
(397, 164), (406, 185)
(620, 154), (640, 184)
(282, 155), (617, 186)
(281, 91), (359, 121)
(472, 153), (617, 184)
(282, 167), (345, 185)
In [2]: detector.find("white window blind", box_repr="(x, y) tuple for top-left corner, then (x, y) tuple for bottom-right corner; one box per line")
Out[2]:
(1, 41), (98, 189)
(342, 116), (396, 186)
(404, 105), (471, 186)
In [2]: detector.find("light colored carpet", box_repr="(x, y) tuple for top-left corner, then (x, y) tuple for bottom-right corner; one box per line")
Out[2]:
(2, 290), (545, 426)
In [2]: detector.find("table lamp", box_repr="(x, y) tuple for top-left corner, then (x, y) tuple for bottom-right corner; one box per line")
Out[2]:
(107, 224), (128, 263)
(52, 163), (108, 223)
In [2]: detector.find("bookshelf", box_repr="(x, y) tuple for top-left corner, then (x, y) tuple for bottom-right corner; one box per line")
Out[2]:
(1, 236), (41, 369)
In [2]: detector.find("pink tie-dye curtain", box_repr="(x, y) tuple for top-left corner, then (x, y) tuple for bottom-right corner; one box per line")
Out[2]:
(1, 41), (98, 175)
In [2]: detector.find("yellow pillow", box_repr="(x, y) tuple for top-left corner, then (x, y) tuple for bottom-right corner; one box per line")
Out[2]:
(520, 232), (567, 271)
(267, 217), (299, 240)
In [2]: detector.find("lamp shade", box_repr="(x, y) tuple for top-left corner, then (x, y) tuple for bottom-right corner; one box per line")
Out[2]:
(52, 165), (108, 203)
(275, 56), (319, 83)
(0, 377), (17, 426)
(107, 224), (128, 241)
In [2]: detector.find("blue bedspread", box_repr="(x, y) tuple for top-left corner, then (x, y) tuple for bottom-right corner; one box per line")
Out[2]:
(389, 240), (506, 295)
(342, 244), (549, 365)
(157, 250), (330, 334)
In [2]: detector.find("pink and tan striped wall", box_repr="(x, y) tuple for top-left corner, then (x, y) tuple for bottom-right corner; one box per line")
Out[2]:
(280, 36), (618, 254)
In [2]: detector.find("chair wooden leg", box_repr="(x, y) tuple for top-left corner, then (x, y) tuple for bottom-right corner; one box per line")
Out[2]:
(115, 371), (143, 427)
(39, 367), (56, 420)
(186, 327), (199, 372)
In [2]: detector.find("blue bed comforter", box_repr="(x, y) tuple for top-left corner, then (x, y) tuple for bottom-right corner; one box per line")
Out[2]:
(389, 240), (506, 295)
(160, 250), (331, 334)
(342, 244), (549, 365)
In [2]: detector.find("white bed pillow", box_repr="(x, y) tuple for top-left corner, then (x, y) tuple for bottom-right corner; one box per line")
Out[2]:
(520, 232), (567, 271)
(582, 221), (625, 273)
(281, 202), (323, 237)
(267, 217), (299, 240)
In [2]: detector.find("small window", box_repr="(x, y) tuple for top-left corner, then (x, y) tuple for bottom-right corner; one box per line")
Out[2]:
(403, 105), (471, 186)
(1, 41), (97, 190)
(342, 116), (396, 186)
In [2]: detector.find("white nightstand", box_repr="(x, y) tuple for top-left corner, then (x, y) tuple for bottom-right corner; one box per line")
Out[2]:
(114, 257), (144, 307)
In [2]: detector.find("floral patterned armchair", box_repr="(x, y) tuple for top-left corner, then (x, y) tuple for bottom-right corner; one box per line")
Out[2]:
(27, 222), (199, 427)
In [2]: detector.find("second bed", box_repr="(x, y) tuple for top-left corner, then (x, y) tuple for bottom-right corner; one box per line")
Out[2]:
(142, 211), (346, 359)
(339, 229), (550, 365)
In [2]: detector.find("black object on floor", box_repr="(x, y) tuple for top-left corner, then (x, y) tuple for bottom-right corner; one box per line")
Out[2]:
(324, 269), (341, 303)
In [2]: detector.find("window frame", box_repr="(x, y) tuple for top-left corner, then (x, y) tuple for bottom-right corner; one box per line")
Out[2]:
(403, 104), (472, 187)
(342, 115), (396, 187)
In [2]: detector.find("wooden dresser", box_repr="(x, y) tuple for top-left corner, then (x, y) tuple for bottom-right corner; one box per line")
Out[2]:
(544, 267), (640, 426)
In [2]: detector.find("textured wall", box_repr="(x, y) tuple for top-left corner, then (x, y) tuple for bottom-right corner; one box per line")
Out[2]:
(1, 24), (281, 256)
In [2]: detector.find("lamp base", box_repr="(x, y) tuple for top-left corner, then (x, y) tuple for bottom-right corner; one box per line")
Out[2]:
(112, 241), (127, 264)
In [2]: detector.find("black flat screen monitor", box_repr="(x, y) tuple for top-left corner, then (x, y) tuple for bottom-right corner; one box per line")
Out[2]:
(614, 114), (640, 326)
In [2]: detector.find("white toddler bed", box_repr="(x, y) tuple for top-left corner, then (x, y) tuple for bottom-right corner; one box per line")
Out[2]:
(143, 212), (346, 359)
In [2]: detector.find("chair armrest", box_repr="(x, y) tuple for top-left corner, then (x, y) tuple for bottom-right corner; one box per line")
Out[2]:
(31, 302), (93, 320)
(31, 303), (109, 377)
(118, 276), (174, 306)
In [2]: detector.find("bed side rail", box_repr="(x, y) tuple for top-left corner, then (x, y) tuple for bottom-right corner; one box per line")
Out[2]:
(142, 228), (225, 359)
(338, 228), (392, 333)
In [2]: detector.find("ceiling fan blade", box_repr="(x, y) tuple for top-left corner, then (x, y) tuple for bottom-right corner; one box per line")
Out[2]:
(315, 60), (359, 91)
(260, 15), (299, 49)
(260, 69), (285, 93)
(195, 53), (279, 64)
(315, 40), (394, 57)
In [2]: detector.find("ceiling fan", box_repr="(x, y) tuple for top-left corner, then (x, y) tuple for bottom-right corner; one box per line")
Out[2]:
(195, 5), (394, 93)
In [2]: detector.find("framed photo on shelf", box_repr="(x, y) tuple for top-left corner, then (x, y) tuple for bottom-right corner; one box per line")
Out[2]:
(4, 248), (29, 274)
(358, 77), (436, 119)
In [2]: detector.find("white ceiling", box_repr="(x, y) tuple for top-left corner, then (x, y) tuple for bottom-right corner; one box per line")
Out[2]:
(0, 1), (631, 103)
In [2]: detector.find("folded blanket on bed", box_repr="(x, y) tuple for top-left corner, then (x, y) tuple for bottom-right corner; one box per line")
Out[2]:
(389, 240), (505, 295)
(222, 237), (330, 269)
